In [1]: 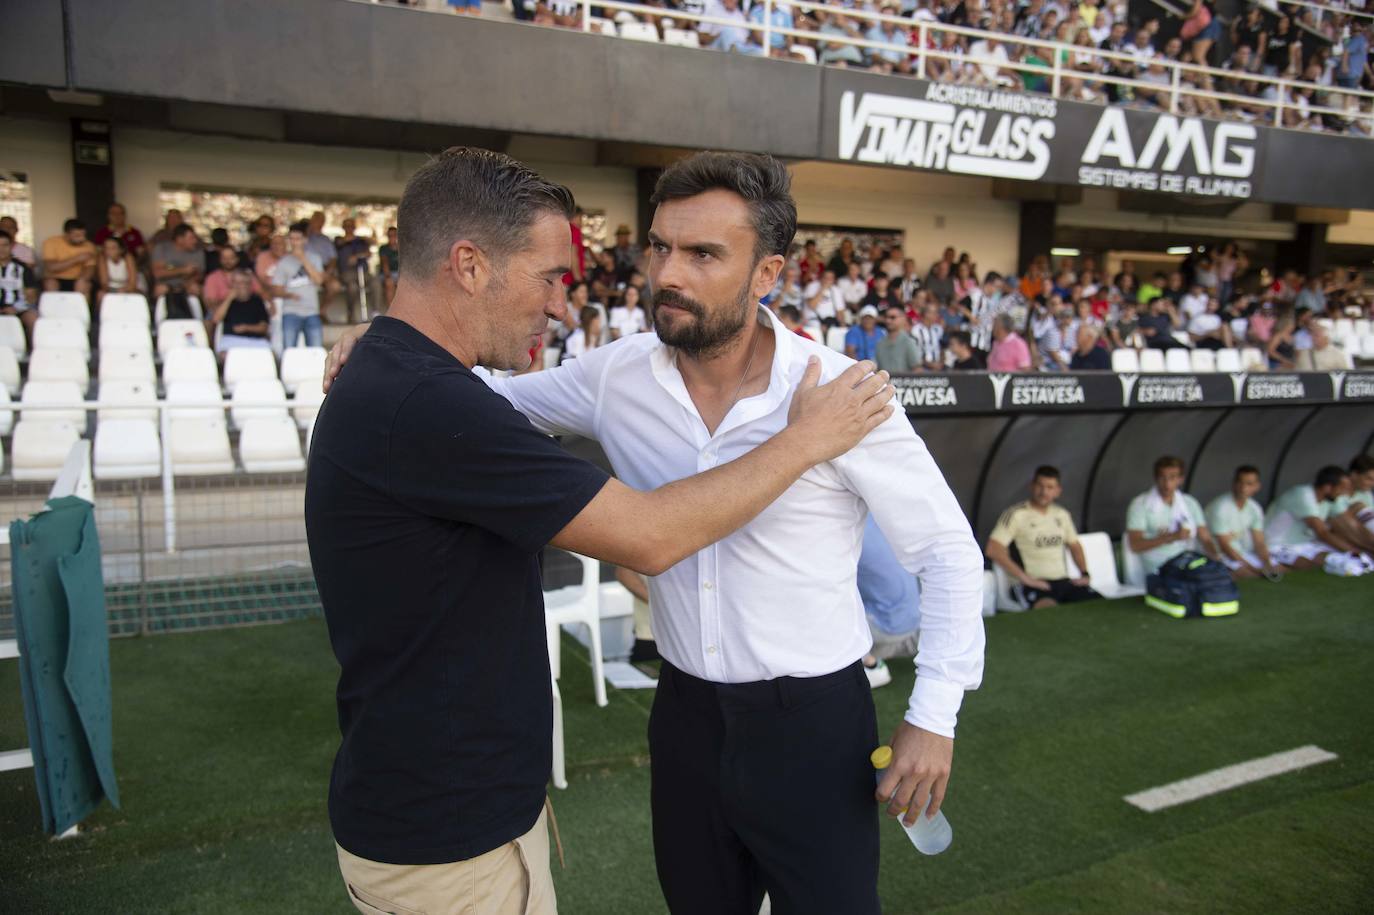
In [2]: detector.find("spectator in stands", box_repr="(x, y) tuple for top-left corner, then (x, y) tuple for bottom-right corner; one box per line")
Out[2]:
(1126, 455), (1221, 576)
(1231, 5), (1266, 60)
(379, 226), (400, 307)
(212, 270), (274, 356)
(987, 466), (1100, 609)
(1029, 302), (1066, 370)
(0, 229), (38, 334)
(987, 312), (1032, 371)
(203, 247), (265, 316)
(0, 217), (34, 267)
(246, 214), (276, 260)
(773, 264), (806, 311)
(777, 304), (814, 340)
(336, 218), (373, 323)
(446, 0), (482, 16)
(1189, 296), (1234, 350)
(96, 235), (141, 307)
(925, 259), (955, 306)
(804, 268), (845, 327)
(152, 223), (204, 300)
(911, 304), (944, 371)
(1336, 20), (1369, 90)
(1139, 295), (1185, 350)
(1206, 465), (1282, 579)
(1265, 466), (1366, 569)
(610, 224), (640, 281)
(861, 273), (902, 312)
(204, 228), (234, 278)
(1069, 324), (1110, 370)
(837, 260), (868, 316)
(706, 0), (753, 52)
(798, 239), (824, 284)
(609, 284), (648, 340)
(307, 210), (342, 303)
(1180, 0), (1221, 68)
(866, 6), (914, 74)
(826, 236), (855, 276)
(845, 305), (882, 360)
(42, 218), (98, 298)
(274, 221), (326, 348)
(1137, 270), (1165, 306)
(946, 330), (985, 370)
(1267, 313), (1298, 369)
(1179, 280), (1209, 322)
(149, 209), (184, 248)
(93, 202), (147, 264)
(875, 306), (920, 373)
(561, 304), (604, 362)
(1297, 324), (1349, 370)
(255, 234), (286, 291)
(817, 11), (867, 67)
(532, 0), (578, 28)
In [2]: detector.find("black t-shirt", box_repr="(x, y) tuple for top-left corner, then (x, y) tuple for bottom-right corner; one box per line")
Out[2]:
(223, 293), (270, 337)
(861, 289), (902, 311)
(1069, 346), (1112, 371)
(952, 352), (986, 370)
(1234, 20), (1265, 54)
(1264, 31), (1294, 71)
(305, 316), (609, 865)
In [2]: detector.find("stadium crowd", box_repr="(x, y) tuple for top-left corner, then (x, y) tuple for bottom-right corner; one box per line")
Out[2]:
(472, 0), (1374, 136)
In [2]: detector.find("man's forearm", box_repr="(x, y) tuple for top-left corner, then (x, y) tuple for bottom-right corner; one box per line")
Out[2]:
(985, 541), (1028, 582)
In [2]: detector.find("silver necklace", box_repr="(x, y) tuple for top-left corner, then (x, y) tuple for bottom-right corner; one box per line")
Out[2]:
(725, 326), (762, 414)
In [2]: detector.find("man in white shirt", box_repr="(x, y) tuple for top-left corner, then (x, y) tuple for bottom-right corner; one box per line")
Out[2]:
(326, 152), (984, 914)
(836, 260), (869, 315)
(802, 268), (846, 326)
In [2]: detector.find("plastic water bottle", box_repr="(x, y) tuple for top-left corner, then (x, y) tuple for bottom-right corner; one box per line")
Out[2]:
(871, 745), (953, 855)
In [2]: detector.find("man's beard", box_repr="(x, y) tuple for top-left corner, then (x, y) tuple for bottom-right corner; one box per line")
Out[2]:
(651, 281), (755, 360)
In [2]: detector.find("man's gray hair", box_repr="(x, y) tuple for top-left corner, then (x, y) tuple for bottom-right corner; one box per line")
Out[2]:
(398, 147), (575, 281)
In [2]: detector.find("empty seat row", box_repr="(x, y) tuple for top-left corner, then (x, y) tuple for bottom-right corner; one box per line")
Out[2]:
(1109, 347), (1269, 374)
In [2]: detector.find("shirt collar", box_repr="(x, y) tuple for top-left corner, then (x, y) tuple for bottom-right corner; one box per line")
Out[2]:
(368, 315), (471, 371)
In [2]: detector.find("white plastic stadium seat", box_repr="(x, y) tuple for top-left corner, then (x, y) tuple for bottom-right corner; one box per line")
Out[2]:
(1214, 348), (1242, 373)
(543, 346), (561, 370)
(32, 317), (90, 355)
(981, 570), (997, 618)
(37, 291), (90, 328)
(99, 347), (157, 384)
(1189, 349), (1216, 373)
(223, 348), (277, 394)
(1241, 347), (1266, 371)
(586, 17), (616, 36)
(1332, 318), (1355, 347)
(1355, 319), (1372, 339)
(97, 379), (158, 423)
(663, 28), (701, 48)
(0, 386), (12, 437)
(1120, 535), (1148, 589)
(1138, 349), (1165, 373)
(153, 295), (204, 325)
(0, 346), (19, 397)
(291, 386), (324, 430)
(168, 418), (235, 476)
(790, 44), (818, 64)
(239, 415), (306, 473)
(1073, 533), (1144, 600)
(166, 380), (226, 421)
(826, 326), (848, 352)
(544, 552), (609, 708)
(10, 420), (81, 482)
(93, 419), (161, 480)
(1110, 349), (1139, 373)
(992, 563), (1026, 612)
(20, 381), (86, 426)
(0, 315), (26, 362)
(156, 318), (210, 357)
(27, 348), (89, 389)
(100, 293), (150, 326)
(230, 378), (289, 427)
(1165, 348), (1193, 373)
(98, 320), (153, 353)
(162, 347), (220, 387)
(619, 21), (660, 42)
(279, 346), (327, 394)
(1362, 336), (1374, 359)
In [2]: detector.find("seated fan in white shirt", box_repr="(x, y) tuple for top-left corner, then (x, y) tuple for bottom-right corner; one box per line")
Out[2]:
(325, 152), (985, 914)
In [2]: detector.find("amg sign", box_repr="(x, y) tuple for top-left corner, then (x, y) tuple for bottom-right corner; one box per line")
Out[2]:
(1078, 109), (1257, 199)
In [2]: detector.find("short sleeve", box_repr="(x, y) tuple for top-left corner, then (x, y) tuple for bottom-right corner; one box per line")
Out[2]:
(988, 507), (1018, 546)
(1186, 495), (1207, 528)
(1125, 496), (1147, 533)
(387, 373), (609, 553)
(1296, 487), (1320, 519)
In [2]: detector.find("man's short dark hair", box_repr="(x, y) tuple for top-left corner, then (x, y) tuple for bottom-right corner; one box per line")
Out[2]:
(63, 218), (85, 233)
(983, 271), (1001, 284)
(947, 330), (971, 349)
(0, 230), (12, 243)
(651, 152), (796, 262)
(1234, 465), (1260, 481)
(567, 280), (588, 297)
(1315, 465), (1348, 490)
(1033, 465), (1061, 482)
(779, 304), (801, 322)
(398, 146), (575, 281)
(211, 227), (230, 246)
(1154, 455), (1185, 476)
(289, 221), (309, 235)
(1349, 454), (1374, 475)
(172, 224), (195, 240)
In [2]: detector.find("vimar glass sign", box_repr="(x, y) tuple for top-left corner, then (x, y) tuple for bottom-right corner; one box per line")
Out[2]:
(830, 78), (1264, 200)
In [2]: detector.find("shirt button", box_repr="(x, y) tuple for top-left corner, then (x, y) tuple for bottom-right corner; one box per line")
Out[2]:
(707, 646), (718, 655)
(703, 581), (713, 590)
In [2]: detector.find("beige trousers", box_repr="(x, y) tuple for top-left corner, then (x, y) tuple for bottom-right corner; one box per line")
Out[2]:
(336, 807), (556, 915)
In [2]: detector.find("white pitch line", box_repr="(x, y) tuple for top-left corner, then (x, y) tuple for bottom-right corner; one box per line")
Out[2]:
(1124, 745), (1338, 813)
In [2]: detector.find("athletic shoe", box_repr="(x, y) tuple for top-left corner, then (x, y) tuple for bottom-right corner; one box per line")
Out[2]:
(864, 658), (892, 690)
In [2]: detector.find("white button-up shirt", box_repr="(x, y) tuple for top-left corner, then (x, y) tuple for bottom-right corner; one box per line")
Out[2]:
(487, 305), (985, 737)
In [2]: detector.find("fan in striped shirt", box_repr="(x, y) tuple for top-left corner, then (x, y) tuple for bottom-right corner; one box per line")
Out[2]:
(910, 304), (945, 371)
(0, 230), (39, 333)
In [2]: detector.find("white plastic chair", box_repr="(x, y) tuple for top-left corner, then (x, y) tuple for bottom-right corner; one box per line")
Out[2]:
(826, 326), (848, 352)
(0, 346), (19, 397)
(32, 317), (89, 356)
(0, 386), (12, 437)
(100, 293), (150, 326)
(97, 379), (158, 423)
(168, 418), (235, 476)
(20, 381), (86, 426)
(162, 347), (220, 387)
(663, 27), (700, 48)
(1120, 534), (1147, 589)
(619, 21), (660, 41)
(1074, 532), (1144, 599)
(166, 380), (226, 421)
(1355, 319), (1372, 339)
(93, 419), (161, 479)
(1110, 349), (1139, 373)
(1138, 348), (1166, 373)
(291, 386), (324, 430)
(1214, 348), (1242, 373)
(991, 563), (1027, 612)
(156, 318), (210, 357)
(153, 295), (204, 324)
(37, 292), (90, 328)
(1332, 318), (1355, 347)
(1241, 347), (1266, 371)
(239, 415), (305, 473)
(26, 349), (89, 389)
(279, 346), (327, 395)
(98, 320), (153, 354)
(1362, 336), (1374, 359)
(99, 347), (156, 384)
(1189, 349), (1216, 373)
(981, 570), (997, 618)
(10, 420), (81, 481)
(223, 348), (278, 394)
(544, 551), (609, 708)
(1165, 348), (1193, 373)
(231, 379), (289, 427)
(0, 314), (27, 362)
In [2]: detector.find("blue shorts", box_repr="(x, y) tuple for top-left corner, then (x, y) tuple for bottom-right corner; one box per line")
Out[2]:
(448, 0), (481, 8)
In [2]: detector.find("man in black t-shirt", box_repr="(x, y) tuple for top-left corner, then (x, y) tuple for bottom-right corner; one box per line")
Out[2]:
(0, 230), (38, 334)
(306, 148), (892, 915)
(212, 270), (273, 355)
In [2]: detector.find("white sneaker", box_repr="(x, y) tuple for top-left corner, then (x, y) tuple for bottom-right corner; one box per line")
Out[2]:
(864, 659), (892, 690)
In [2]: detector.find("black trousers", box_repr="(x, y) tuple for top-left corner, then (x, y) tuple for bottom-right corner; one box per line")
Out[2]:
(648, 660), (880, 915)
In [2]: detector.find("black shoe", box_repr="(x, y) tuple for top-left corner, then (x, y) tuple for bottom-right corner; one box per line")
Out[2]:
(629, 638), (661, 664)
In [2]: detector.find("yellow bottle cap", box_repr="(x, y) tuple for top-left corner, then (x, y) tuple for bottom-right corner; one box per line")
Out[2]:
(870, 745), (892, 769)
